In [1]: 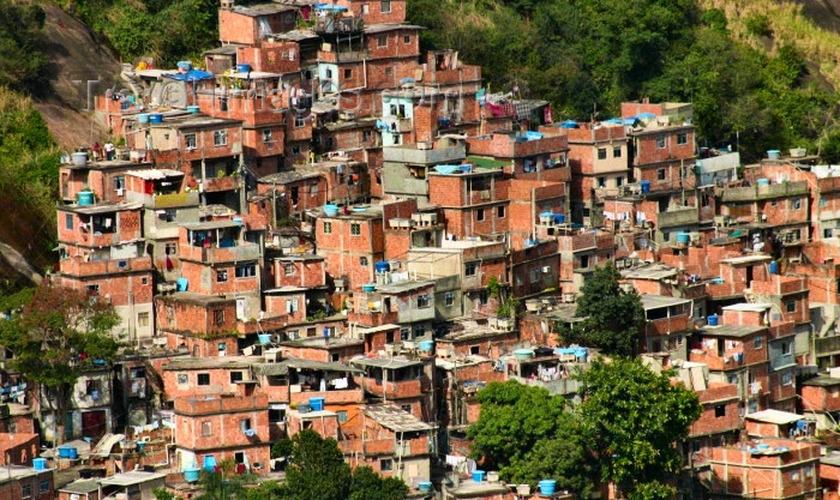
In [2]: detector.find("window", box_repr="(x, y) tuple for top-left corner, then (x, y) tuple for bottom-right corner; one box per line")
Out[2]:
(413, 324), (424, 337)
(417, 294), (431, 308)
(261, 129), (273, 142)
(165, 242), (177, 256)
(715, 404), (726, 418)
(377, 35), (388, 47)
(380, 458), (393, 471)
(22, 484), (31, 499)
(403, 35), (411, 44)
(656, 135), (666, 149)
(786, 300), (796, 313)
(197, 373), (210, 386)
(445, 292), (455, 307)
(782, 371), (793, 386)
(137, 312), (150, 328)
(295, 115), (306, 128)
(235, 263), (257, 278)
(286, 299), (299, 313)
(217, 269), (229, 282)
(470, 345), (480, 355)
(465, 262), (477, 276)
(360, 256), (368, 266)
(363, 130), (372, 142)
(284, 263), (296, 276)
(337, 411), (348, 422)
(616, 176), (624, 187)
(476, 208), (485, 221)
(754, 337), (763, 349)
(400, 328), (411, 341)
(185, 133), (197, 149)
(792, 198), (802, 210)
(40, 480), (49, 493)
(343, 68), (352, 79)
(86, 284), (100, 296)
(239, 418), (252, 431)
(213, 130), (227, 146)
(479, 291), (489, 305)
(597, 148), (607, 160)
(86, 379), (101, 395)
(380, 0), (391, 13)
(362, 4), (370, 14)
(400, 404), (412, 414)
(677, 132), (688, 145)
(497, 205), (505, 218)
(201, 421), (212, 436)
(214, 309), (225, 327)
(177, 373), (188, 385)
(114, 175), (126, 192)
(323, 221), (332, 234)
(655, 169), (666, 181)
(782, 342), (791, 355)
(385, 67), (393, 77)
(230, 371), (243, 384)
(806, 464), (815, 478)
(350, 223), (361, 236)
(613, 146), (622, 158)
(530, 267), (540, 283)
(65, 213), (74, 230)
(597, 177), (606, 188)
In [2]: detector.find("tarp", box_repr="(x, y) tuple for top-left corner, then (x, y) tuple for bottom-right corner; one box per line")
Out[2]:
(165, 69), (214, 81)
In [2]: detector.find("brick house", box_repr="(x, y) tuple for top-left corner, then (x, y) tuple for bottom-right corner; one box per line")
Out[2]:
(350, 354), (435, 422)
(0, 466), (53, 500)
(639, 295), (692, 361)
(314, 204), (385, 289)
(800, 372), (840, 431)
(679, 362), (740, 462)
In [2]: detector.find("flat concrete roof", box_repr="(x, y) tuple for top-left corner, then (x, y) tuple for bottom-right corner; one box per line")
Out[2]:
(162, 356), (262, 371)
(363, 403), (432, 432)
(100, 470), (167, 487)
(720, 254), (773, 265)
(722, 303), (772, 312)
(697, 324), (766, 338)
(350, 355), (424, 370)
(640, 294), (692, 310)
(745, 409), (805, 425)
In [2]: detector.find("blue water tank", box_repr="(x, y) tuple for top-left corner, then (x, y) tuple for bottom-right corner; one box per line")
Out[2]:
(640, 180), (651, 194)
(375, 261), (390, 274)
(554, 213), (566, 224)
(176, 278), (189, 291)
(323, 204), (339, 217)
(708, 314), (719, 326)
(676, 232), (690, 245)
(539, 480), (557, 496)
(183, 468), (200, 483)
(33, 458), (47, 471)
(757, 178), (771, 186)
(767, 150), (781, 160)
(309, 397), (325, 411)
(148, 114), (163, 124)
(236, 63), (251, 73)
(77, 191), (94, 206)
(177, 61), (192, 71)
(203, 455), (217, 472)
(770, 261), (779, 274)
(419, 340), (435, 352)
(137, 113), (150, 124)
(257, 333), (271, 345)
(187, 105), (200, 114)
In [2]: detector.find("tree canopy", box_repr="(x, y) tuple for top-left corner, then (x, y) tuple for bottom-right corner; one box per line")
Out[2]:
(561, 264), (644, 357)
(0, 0), (51, 94)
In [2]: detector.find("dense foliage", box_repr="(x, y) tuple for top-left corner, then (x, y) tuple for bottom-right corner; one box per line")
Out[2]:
(559, 263), (645, 357)
(408, 0), (840, 161)
(468, 360), (701, 500)
(0, 0), (52, 94)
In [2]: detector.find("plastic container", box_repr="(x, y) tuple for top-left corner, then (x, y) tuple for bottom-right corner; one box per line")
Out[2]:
(187, 105), (200, 114)
(71, 152), (88, 167)
(769, 261), (779, 275)
(309, 397), (325, 411)
(136, 441), (146, 452)
(459, 164), (473, 173)
(33, 458), (47, 471)
(418, 481), (433, 492)
(362, 283), (376, 293)
(148, 114), (163, 124)
(418, 340), (435, 352)
(640, 180), (651, 194)
(203, 455), (217, 471)
(513, 349), (534, 360)
(177, 61), (192, 71)
(375, 261), (391, 274)
(323, 204), (339, 217)
(77, 191), (95, 206)
(297, 403), (312, 413)
(257, 333), (271, 345)
(183, 468), (201, 483)
(176, 278), (189, 292)
(708, 314), (719, 326)
(67, 448), (78, 460)
(676, 232), (690, 245)
(554, 213), (566, 224)
(757, 178), (771, 187)
(137, 113), (151, 124)
(767, 150), (781, 160)
(472, 470), (485, 483)
(236, 63), (251, 73)
(539, 479), (557, 496)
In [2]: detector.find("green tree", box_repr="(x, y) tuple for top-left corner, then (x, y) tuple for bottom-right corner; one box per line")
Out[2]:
(576, 358), (701, 499)
(195, 459), (250, 500)
(561, 264), (644, 357)
(281, 430), (352, 500)
(348, 466), (408, 500)
(0, 0), (51, 94)
(0, 279), (121, 444)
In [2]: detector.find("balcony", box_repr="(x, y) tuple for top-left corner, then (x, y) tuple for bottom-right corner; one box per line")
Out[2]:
(658, 207), (699, 229)
(318, 49), (370, 63)
(359, 377), (428, 399)
(816, 335), (840, 356)
(721, 181), (809, 202)
(289, 388), (363, 405)
(819, 176), (840, 194)
(60, 256), (152, 276)
(179, 242), (261, 264)
(379, 117), (412, 134)
(315, 16), (364, 34)
(203, 175), (243, 193)
(174, 394), (268, 415)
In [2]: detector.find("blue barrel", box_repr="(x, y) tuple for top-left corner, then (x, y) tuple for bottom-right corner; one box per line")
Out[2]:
(676, 232), (690, 245)
(203, 455), (217, 472)
(472, 470), (485, 482)
(770, 261), (778, 274)
(708, 314), (719, 326)
(554, 213), (566, 224)
(757, 178), (771, 186)
(375, 261), (390, 274)
(149, 114), (163, 124)
(183, 468), (200, 483)
(539, 480), (557, 496)
(640, 180), (651, 194)
(176, 278), (189, 291)
(33, 458), (47, 470)
(323, 204), (339, 217)
(137, 113), (150, 124)
(309, 397), (325, 411)
(419, 340), (435, 352)
(77, 191), (94, 206)
(236, 63), (251, 73)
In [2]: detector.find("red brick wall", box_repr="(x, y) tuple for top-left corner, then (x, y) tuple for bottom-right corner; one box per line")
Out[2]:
(271, 258), (326, 289)
(689, 383), (740, 437)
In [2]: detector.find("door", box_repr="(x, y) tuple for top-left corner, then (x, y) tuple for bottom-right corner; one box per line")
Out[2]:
(82, 410), (107, 439)
(236, 297), (246, 321)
